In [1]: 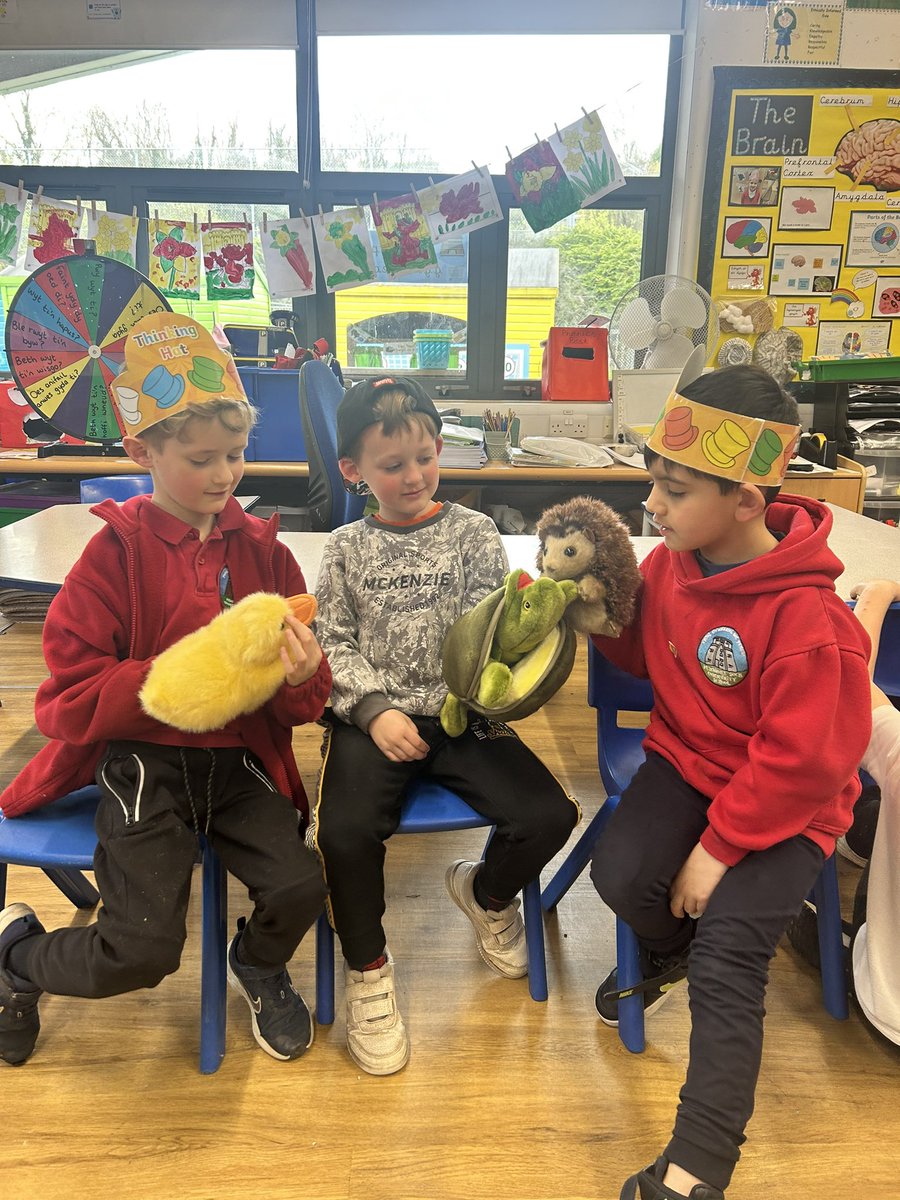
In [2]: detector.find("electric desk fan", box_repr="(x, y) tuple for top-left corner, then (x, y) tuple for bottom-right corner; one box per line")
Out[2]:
(3, 248), (171, 454)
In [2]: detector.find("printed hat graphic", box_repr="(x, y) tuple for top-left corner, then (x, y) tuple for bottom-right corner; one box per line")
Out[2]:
(112, 312), (247, 435)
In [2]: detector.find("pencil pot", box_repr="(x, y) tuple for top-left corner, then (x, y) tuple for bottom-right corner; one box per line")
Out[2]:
(413, 329), (452, 370)
(483, 431), (511, 462)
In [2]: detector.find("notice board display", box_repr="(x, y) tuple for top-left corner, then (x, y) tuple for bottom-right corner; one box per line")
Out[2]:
(699, 68), (900, 364)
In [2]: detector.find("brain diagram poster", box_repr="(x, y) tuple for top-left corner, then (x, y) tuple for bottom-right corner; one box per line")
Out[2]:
(701, 69), (900, 364)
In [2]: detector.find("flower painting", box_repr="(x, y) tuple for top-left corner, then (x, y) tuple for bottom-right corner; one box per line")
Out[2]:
(313, 206), (377, 293)
(262, 216), (317, 298)
(372, 193), (438, 278)
(505, 141), (580, 234)
(547, 111), (625, 208)
(0, 181), (25, 273)
(25, 196), (81, 271)
(418, 167), (503, 244)
(148, 218), (199, 299)
(201, 222), (255, 300)
(85, 210), (138, 267)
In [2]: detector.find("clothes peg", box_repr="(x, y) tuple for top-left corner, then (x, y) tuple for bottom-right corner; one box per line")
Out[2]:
(35, 185), (44, 205)
(242, 211), (248, 227)
(91, 198), (97, 221)
(534, 133), (541, 146)
(428, 176), (436, 190)
(154, 208), (159, 225)
(17, 180), (24, 203)
(318, 203), (324, 218)
(472, 162), (482, 176)
(207, 209), (212, 226)
(131, 205), (137, 221)
(505, 146), (512, 162)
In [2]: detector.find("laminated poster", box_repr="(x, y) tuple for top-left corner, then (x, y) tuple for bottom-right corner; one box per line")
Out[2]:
(313, 206), (376, 293)
(262, 215), (317, 298)
(417, 168), (503, 243)
(25, 196), (81, 271)
(764, 4), (843, 68)
(201, 222), (255, 301)
(0, 180), (25, 273)
(506, 140), (580, 234)
(84, 209), (138, 267)
(547, 111), (625, 208)
(148, 218), (200, 300)
(372, 193), (438, 279)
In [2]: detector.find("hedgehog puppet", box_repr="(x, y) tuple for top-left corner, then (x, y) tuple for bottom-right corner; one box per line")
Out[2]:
(536, 496), (641, 637)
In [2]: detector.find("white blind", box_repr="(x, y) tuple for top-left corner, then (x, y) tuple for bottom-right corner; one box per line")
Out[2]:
(316, 0), (684, 35)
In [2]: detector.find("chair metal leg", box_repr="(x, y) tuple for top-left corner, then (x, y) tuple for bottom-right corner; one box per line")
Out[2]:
(812, 854), (849, 1021)
(315, 911), (335, 1026)
(0, 862), (7, 908)
(522, 879), (548, 1002)
(616, 919), (645, 1054)
(541, 795), (621, 912)
(199, 845), (228, 1074)
(44, 867), (100, 909)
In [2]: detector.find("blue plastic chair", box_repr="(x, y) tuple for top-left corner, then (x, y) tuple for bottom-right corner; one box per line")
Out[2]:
(848, 599), (900, 698)
(79, 475), (153, 504)
(542, 643), (849, 1053)
(299, 359), (366, 531)
(0, 785), (229, 1074)
(314, 778), (548, 1023)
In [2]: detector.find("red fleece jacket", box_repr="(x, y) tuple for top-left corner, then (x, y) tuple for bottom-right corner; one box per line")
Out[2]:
(1, 496), (331, 819)
(591, 495), (871, 865)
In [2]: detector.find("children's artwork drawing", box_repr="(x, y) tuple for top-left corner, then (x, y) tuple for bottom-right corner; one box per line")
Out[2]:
(505, 140), (580, 234)
(25, 197), (81, 271)
(0, 181), (25, 273)
(313, 206), (377, 293)
(547, 111), (625, 209)
(777, 185), (835, 232)
(261, 216), (317, 298)
(722, 216), (772, 257)
(418, 168), (503, 243)
(372, 193), (438, 279)
(85, 210), (138, 267)
(201, 222), (255, 300)
(148, 218), (200, 300)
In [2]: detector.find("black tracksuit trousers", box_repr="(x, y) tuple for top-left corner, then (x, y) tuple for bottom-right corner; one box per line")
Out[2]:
(311, 714), (579, 970)
(590, 751), (823, 1192)
(22, 742), (327, 998)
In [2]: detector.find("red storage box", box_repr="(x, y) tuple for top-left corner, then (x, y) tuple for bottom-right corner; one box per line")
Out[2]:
(541, 327), (609, 402)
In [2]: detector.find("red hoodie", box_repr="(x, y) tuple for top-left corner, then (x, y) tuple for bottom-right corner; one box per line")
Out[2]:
(591, 495), (871, 866)
(0, 496), (331, 819)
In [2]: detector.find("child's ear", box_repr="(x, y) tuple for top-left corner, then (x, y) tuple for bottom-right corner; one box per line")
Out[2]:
(735, 483), (768, 522)
(339, 455), (362, 486)
(123, 435), (152, 468)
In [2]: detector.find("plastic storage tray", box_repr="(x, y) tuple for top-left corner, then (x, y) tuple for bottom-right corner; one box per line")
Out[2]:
(800, 356), (900, 383)
(238, 367), (306, 462)
(855, 447), (900, 495)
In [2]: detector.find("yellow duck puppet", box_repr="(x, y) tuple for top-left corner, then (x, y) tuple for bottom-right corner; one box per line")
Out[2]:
(140, 592), (317, 733)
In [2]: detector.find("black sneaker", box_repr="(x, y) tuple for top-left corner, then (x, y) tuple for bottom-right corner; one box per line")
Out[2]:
(596, 949), (689, 1026)
(621, 1156), (724, 1199)
(836, 783), (881, 867)
(226, 922), (313, 1061)
(0, 902), (45, 1067)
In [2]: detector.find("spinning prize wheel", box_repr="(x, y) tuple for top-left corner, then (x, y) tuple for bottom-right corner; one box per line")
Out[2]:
(4, 251), (170, 444)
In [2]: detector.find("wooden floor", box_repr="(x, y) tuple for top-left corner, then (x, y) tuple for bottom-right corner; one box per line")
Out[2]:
(1, 617), (898, 1200)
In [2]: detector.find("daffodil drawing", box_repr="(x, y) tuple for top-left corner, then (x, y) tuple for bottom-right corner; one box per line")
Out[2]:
(0, 201), (19, 269)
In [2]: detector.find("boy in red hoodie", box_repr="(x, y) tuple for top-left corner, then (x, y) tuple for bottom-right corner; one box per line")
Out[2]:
(0, 314), (331, 1067)
(589, 365), (871, 1199)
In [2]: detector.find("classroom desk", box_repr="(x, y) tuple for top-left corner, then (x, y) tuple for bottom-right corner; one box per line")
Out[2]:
(0, 501), (896, 597)
(0, 450), (868, 512)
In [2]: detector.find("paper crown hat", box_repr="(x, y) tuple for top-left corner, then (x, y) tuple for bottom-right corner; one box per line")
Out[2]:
(112, 312), (248, 436)
(646, 391), (801, 487)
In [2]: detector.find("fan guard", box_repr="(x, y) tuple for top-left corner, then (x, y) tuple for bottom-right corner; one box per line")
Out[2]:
(608, 275), (718, 372)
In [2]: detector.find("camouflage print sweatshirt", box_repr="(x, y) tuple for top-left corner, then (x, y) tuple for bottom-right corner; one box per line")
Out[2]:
(315, 503), (508, 730)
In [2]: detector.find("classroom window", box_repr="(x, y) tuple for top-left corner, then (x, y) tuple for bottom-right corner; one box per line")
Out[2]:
(0, 51), (297, 170)
(334, 208), (470, 381)
(504, 208), (646, 381)
(144, 200), (292, 328)
(317, 35), (670, 176)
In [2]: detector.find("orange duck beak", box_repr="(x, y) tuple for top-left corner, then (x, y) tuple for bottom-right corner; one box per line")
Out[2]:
(286, 593), (317, 625)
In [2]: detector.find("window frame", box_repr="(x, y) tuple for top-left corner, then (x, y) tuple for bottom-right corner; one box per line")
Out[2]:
(1, 16), (682, 402)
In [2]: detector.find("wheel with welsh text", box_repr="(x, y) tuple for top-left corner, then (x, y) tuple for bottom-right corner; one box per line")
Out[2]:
(4, 251), (170, 443)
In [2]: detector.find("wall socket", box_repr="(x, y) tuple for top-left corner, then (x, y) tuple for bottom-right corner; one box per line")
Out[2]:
(549, 415), (589, 438)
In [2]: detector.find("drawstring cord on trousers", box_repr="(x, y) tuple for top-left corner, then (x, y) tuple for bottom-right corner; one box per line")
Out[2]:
(179, 747), (216, 840)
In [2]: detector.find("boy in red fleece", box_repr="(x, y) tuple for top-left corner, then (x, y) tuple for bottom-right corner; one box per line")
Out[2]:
(589, 365), (871, 1200)
(0, 314), (331, 1067)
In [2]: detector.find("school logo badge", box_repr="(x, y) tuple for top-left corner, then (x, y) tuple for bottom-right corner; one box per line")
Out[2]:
(696, 626), (748, 688)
